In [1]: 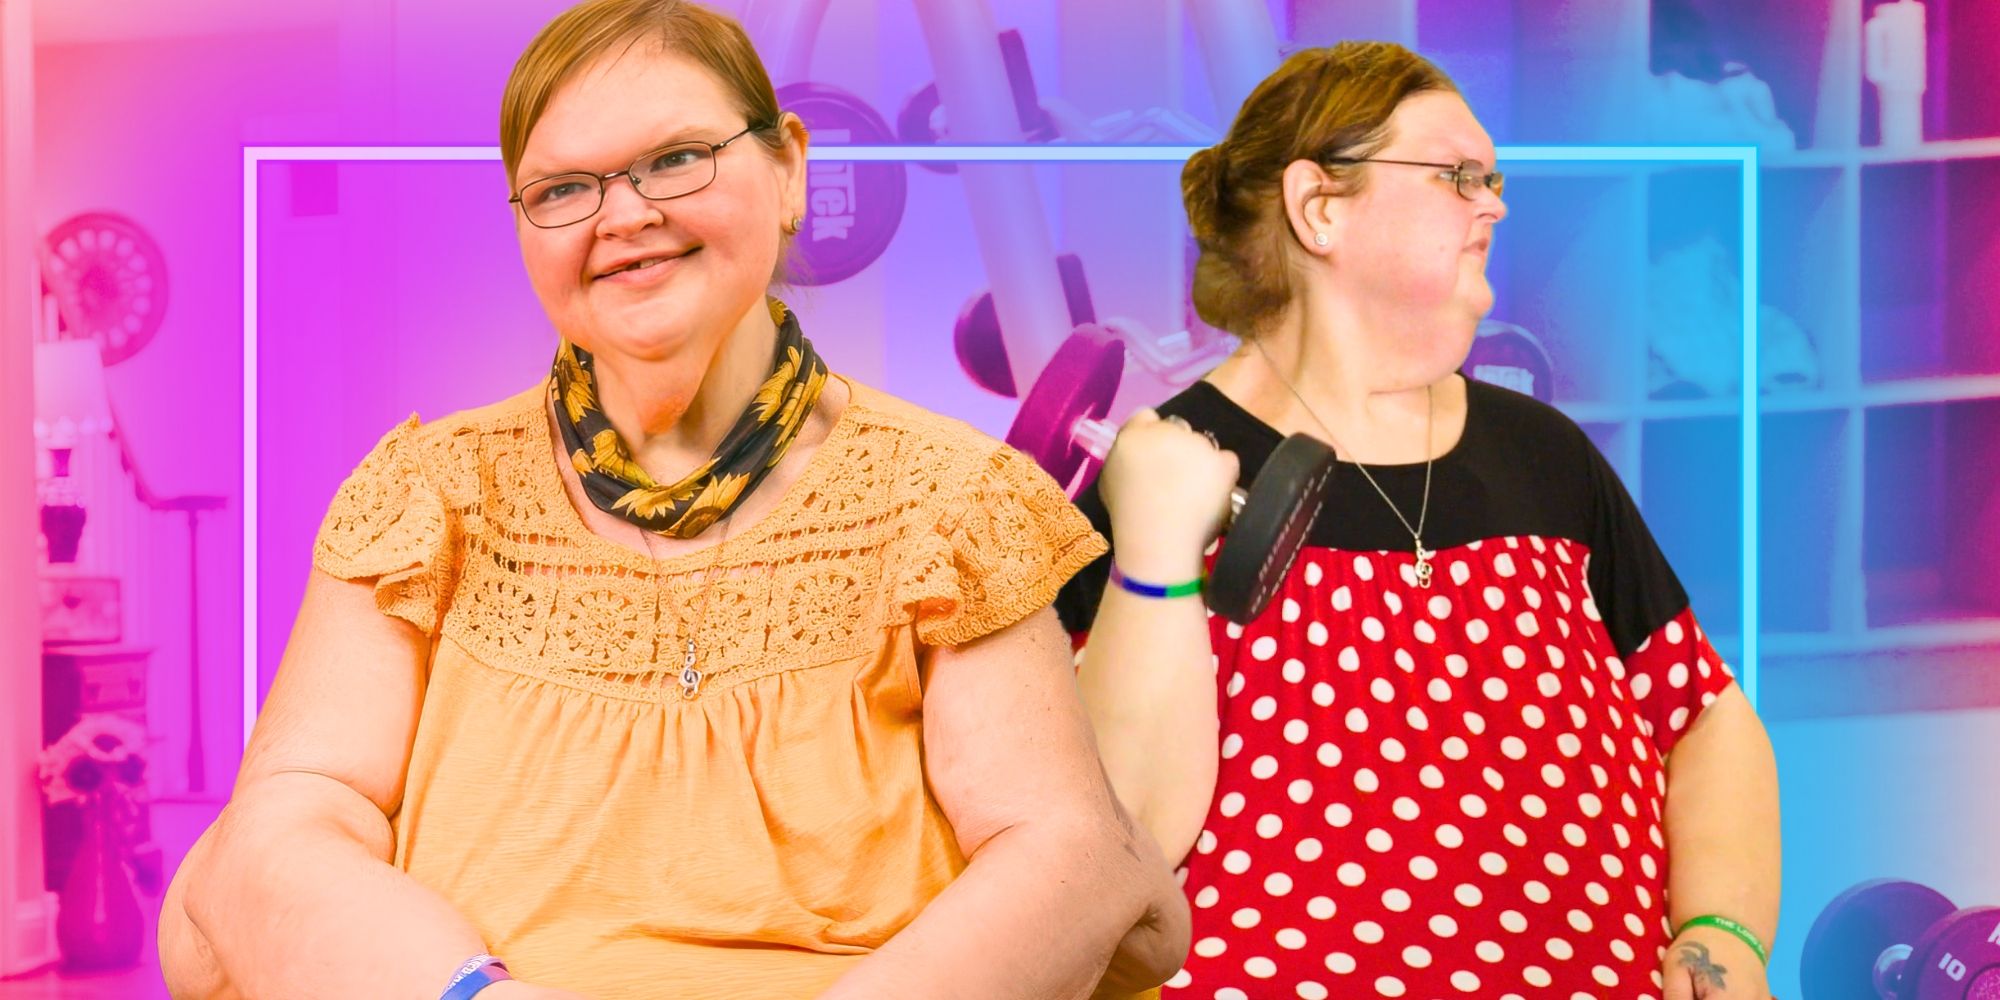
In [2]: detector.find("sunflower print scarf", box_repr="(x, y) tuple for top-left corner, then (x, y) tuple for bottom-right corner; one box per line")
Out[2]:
(550, 298), (829, 538)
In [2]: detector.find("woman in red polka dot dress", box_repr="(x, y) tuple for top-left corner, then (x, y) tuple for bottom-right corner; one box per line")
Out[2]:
(1061, 43), (1781, 1000)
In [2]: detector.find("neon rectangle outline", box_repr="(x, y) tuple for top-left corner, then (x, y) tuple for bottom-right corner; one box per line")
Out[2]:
(243, 143), (1760, 743)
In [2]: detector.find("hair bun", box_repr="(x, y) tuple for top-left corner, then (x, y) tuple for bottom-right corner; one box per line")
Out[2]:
(1179, 42), (1457, 338)
(1181, 145), (1227, 244)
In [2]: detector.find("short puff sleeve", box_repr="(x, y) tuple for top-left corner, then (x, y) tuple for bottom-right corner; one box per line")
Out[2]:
(312, 416), (457, 634)
(904, 445), (1107, 648)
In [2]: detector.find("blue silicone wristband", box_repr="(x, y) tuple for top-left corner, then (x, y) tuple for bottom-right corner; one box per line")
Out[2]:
(440, 954), (511, 1000)
(1109, 563), (1206, 599)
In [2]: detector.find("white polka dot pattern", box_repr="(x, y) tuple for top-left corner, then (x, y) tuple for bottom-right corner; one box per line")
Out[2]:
(1161, 538), (1734, 997)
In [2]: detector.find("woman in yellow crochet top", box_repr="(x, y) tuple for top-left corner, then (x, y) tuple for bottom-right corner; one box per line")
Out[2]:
(157, 2), (1189, 997)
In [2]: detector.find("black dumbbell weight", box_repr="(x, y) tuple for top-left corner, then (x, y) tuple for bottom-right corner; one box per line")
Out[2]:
(1005, 330), (1336, 624)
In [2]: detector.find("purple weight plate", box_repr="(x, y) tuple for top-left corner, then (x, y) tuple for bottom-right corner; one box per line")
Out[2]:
(1907, 906), (2000, 1000)
(1005, 329), (1124, 486)
(952, 253), (1097, 398)
(1465, 320), (1555, 403)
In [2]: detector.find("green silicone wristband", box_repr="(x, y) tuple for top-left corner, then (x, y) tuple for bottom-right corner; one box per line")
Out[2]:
(1675, 914), (1769, 966)
(1108, 564), (1205, 599)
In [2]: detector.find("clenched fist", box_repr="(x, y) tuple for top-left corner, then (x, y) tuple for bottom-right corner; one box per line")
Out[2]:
(1097, 408), (1240, 582)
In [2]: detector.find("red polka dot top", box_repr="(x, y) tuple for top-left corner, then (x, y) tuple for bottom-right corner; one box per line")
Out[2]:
(1059, 378), (1736, 1000)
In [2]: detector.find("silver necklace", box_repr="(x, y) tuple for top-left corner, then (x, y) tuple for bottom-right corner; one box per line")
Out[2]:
(637, 512), (733, 699)
(555, 389), (736, 698)
(1252, 340), (1438, 588)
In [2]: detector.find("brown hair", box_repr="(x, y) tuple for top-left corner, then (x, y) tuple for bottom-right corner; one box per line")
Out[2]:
(500, 0), (786, 188)
(1183, 41), (1458, 337)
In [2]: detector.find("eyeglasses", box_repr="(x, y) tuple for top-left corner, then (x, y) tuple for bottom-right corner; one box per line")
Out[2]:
(509, 123), (768, 229)
(1322, 157), (1505, 201)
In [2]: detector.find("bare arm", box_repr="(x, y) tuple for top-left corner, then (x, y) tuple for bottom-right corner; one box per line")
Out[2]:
(1660, 684), (1782, 998)
(818, 606), (1191, 1000)
(1074, 410), (1237, 864)
(1073, 556), (1220, 867)
(160, 569), (560, 1000)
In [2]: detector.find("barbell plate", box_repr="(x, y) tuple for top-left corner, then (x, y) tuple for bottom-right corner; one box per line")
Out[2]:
(1906, 906), (2000, 1000)
(1800, 880), (1957, 1000)
(1005, 329), (1125, 486)
(778, 82), (905, 285)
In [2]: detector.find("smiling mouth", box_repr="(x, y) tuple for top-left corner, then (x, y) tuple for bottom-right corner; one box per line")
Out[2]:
(595, 248), (695, 280)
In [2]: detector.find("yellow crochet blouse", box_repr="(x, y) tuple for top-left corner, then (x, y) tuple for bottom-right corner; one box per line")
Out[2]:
(311, 376), (1107, 998)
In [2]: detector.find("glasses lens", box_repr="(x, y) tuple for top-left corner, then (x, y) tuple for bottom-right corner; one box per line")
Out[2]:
(520, 174), (602, 228)
(633, 143), (716, 201)
(1453, 160), (1486, 200)
(1454, 160), (1503, 200)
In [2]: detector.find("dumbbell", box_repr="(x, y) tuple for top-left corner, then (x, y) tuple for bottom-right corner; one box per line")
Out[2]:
(1465, 319), (1556, 403)
(1801, 879), (2000, 999)
(900, 27), (1218, 176)
(1005, 331), (1336, 624)
(1096, 314), (1240, 388)
(958, 251), (1236, 397)
(956, 253), (1096, 396)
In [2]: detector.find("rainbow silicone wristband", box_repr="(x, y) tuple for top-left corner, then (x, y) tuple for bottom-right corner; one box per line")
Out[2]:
(1675, 914), (1769, 967)
(1109, 563), (1205, 599)
(439, 953), (511, 1000)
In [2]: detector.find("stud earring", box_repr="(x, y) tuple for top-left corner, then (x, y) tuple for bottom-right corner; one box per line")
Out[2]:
(1313, 232), (1329, 247)
(785, 215), (803, 235)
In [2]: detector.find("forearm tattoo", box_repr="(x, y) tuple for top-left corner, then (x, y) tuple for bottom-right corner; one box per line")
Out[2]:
(1676, 941), (1729, 993)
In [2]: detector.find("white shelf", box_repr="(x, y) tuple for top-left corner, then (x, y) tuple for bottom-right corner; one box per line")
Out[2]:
(1856, 374), (2000, 408)
(1562, 394), (1818, 424)
(1556, 377), (2000, 426)
(1502, 136), (2000, 177)
(1762, 392), (1851, 414)
(1768, 137), (2000, 170)
(1763, 619), (2000, 658)
(1560, 401), (1629, 425)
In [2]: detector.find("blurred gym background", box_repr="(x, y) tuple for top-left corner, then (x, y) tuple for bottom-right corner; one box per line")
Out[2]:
(2, 0), (1995, 995)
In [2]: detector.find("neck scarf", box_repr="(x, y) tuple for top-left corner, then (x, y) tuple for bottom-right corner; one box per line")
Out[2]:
(551, 298), (828, 538)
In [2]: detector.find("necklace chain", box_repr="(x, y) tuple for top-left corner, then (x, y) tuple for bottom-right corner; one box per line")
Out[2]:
(1251, 340), (1438, 588)
(638, 512), (733, 699)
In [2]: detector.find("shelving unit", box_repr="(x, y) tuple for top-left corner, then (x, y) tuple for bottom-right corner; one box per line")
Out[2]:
(1736, 148), (1996, 677)
(1381, 0), (2000, 713)
(1526, 156), (2000, 697)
